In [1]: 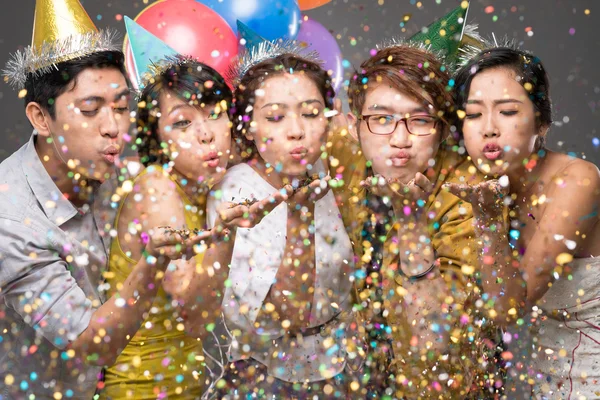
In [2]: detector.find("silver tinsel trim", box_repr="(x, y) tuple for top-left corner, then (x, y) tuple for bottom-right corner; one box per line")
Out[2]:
(375, 24), (482, 72)
(463, 24), (484, 45)
(138, 54), (194, 90)
(227, 39), (322, 86)
(376, 38), (451, 67)
(3, 29), (121, 90)
(457, 34), (526, 69)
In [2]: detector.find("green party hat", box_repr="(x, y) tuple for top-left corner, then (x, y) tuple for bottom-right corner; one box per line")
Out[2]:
(410, 2), (470, 65)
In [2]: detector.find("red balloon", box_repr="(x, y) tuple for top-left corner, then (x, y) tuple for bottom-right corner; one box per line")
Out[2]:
(124, 0), (237, 88)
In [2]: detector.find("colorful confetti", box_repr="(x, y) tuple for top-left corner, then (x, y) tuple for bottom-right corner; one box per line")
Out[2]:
(0, 1), (598, 399)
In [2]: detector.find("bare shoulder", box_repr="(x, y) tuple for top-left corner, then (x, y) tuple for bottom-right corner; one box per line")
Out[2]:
(117, 167), (186, 257)
(540, 153), (600, 216)
(550, 153), (600, 192)
(564, 157), (600, 181)
(123, 167), (186, 230)
(136, 167), (177, 195)
(536, 153), (600, 256)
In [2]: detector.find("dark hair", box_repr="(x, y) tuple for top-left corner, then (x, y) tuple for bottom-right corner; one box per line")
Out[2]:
(347, 45), (455, 136)
(232, 53), (335, 159)
(135, 59), (233, 167)
(453, 47), (552, 148)
(24, 50), (127, 119)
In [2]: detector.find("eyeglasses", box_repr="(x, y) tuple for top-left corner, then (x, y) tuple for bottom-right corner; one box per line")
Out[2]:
(360, 114), (440, 136)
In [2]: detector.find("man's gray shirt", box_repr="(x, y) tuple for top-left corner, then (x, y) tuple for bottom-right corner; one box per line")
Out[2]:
(0, 133), (116, 399)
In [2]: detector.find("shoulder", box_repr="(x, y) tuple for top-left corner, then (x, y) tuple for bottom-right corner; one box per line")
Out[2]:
(560, 156), (600, 184)
(0, 152), (34, 222)
(328, 130), (364, 166)
(536, 154), (600, 226)
(121, 165), (186, 227)
(548, 153), (600, 197)
(0, 144), (25, 176)
(135, 165), (176, 194)
(0, 217), (50, 270)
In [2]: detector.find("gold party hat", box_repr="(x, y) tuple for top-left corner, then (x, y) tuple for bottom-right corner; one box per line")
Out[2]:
(3, 0), (120, 89)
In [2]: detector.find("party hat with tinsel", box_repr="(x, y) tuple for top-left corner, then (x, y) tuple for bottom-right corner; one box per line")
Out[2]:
(457, 34), (530, 69)
(3, 0), (120, 89)
(125, 16), (181, 89)
(228, 39), (321, 86)
(409, 2), (476, 66)
(377, 2), (482, 70)
(230, 21), (323, 85)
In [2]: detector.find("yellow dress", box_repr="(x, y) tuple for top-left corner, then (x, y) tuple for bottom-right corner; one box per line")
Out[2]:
(101, 166), (205, 399)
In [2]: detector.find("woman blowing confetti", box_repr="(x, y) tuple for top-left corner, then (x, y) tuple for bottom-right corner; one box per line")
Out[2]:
(101, 20), (286, 398)
(99, 53), (235, 397)
(207, 41), (360, 398)
(448, 44), (600, 399)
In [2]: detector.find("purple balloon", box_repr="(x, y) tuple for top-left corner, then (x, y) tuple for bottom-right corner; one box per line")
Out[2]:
(296, 18), (343, 92)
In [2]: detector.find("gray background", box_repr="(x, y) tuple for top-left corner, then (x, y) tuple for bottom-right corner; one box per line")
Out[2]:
(1, 0), (598, 165)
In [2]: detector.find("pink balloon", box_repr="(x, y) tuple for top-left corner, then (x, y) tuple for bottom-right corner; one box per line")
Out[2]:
(296, 18), (344, 92)
(124, 0), (238, 89)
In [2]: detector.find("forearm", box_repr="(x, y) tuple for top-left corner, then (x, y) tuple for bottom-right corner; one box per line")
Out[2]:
(280, 208), (316, 308)
(177, 232), (235, 339)
(473, 212), (527, 323)
(257, 210), (315, 330)
(260, 257), (315, 331)
(394, 210), (436, 276)
(69, 255), (167, 366)
(402, 276), (454, 352)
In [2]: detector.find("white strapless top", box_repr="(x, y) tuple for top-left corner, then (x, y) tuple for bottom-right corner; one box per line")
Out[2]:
(532, 257), (600, 399)
(206, 163), (356, 383)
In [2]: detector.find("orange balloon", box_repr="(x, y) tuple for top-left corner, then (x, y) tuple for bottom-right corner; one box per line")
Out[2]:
(298, 0), (332, 11)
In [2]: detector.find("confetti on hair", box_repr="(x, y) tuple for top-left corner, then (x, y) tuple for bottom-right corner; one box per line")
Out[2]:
(138, 54), (197, 91)
(227, 39), (322, 86)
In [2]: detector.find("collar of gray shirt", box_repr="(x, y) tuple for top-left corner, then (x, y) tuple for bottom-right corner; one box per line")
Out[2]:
(22, 132), (104, 226)
(0, 130), (118, 398)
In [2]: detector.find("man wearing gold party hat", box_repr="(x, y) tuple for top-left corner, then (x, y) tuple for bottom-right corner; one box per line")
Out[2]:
(0, 1), (204, 398)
